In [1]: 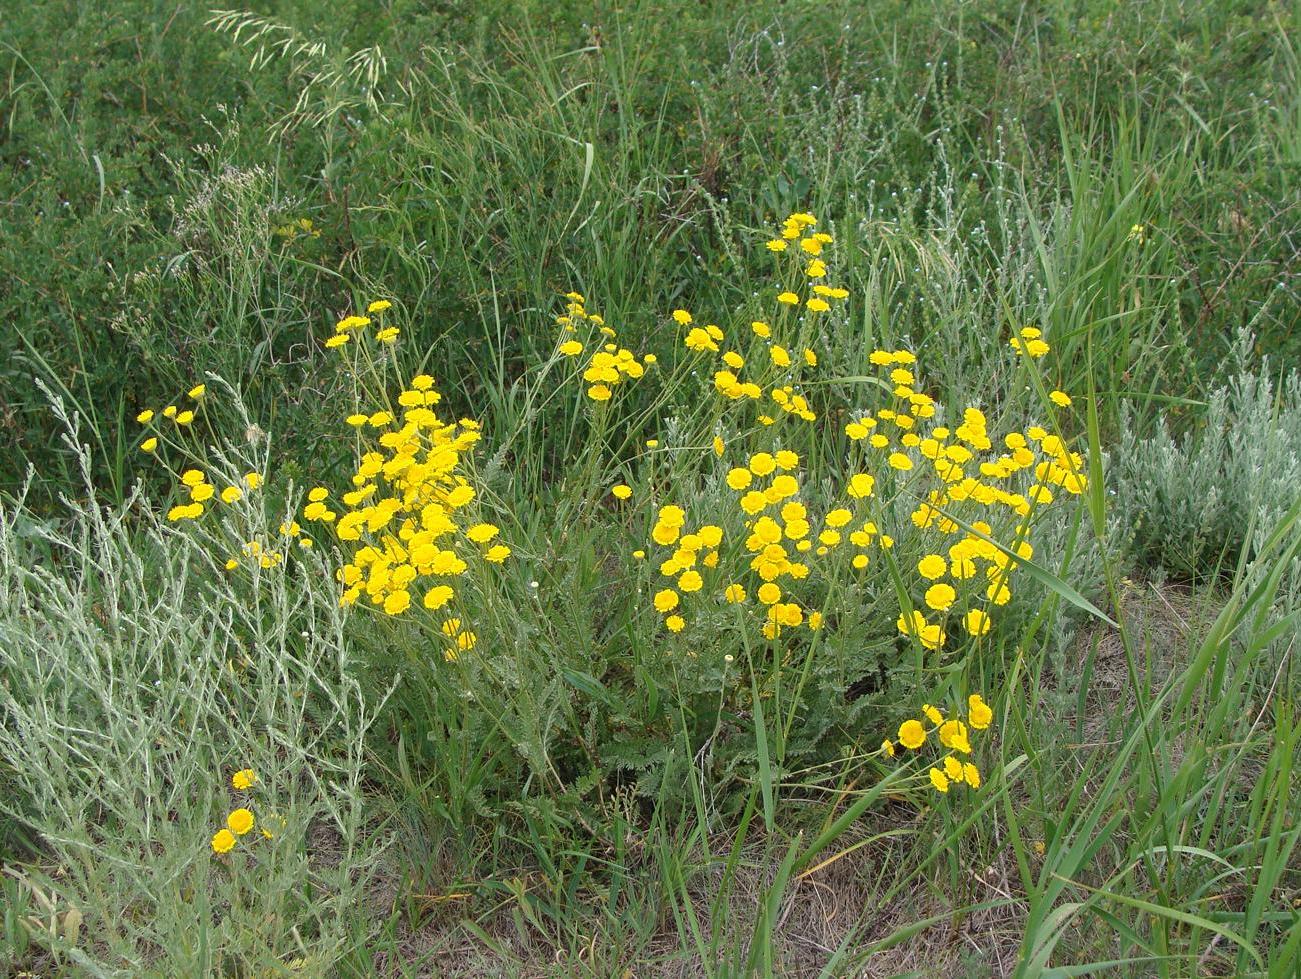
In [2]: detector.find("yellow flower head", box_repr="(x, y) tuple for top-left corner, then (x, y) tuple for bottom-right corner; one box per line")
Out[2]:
(226, 808), (255, 836)
(929, 767), (950, 793)
(968, 694), (993, 730)
(232, 769), (257, 790)
(211, 829), (236, 854)
(897, 719), (926, 750)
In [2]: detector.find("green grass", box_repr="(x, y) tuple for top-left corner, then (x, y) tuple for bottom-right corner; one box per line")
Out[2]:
(1, 0), (1299, 975)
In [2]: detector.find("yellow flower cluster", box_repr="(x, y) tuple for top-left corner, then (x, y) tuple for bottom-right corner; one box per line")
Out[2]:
(886, 694), (993, 793)
(626, 213), (1088, 658)
(677, 212), (848, 426)
(556, 293), (652, 402)
(324, 299), (397, 350)
(836, 346), (1086, 651)
(136, 382), (208, 452)
(210, 767), (274, 854)
(303, 371), (505, 656)
(164, 468), (263, 524)
(649, 447), (844, 639)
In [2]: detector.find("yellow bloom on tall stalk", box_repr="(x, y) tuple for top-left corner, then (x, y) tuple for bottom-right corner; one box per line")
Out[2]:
(211, 829), (236, 854)
(226, 808), (255, 836)
(968, 694), (993, 730)
(897, 719), (926, 749)
(232, 769), (257, 790)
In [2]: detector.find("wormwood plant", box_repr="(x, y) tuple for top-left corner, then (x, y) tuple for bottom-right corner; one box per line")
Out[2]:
(1114, 334), (1301, 597)
(0, 398), (385, 973)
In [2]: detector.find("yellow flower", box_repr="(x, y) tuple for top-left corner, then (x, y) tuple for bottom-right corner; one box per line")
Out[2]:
(939, 719), (971, 754)
(964, 610), (991, 636)
(612, 484), (632, 500)
(847, 473), (875, 499)
(968, 694), (993, 730)
(923, 704), (944, 726)
(484, 544), (511, 563)
(776, 291), (799, 305)
(765, 239), (788, 252)
(367, 299), (392, 313)
(383, 591), (411, 615)
(806, 297), (830, 313)
(136, 409), (155, 423)
(943, 756), (964, 781)
(163, 405), (177, 418)
(588, 384), (613, 402)
(424, 585), (455, 610)
(220, 486), (243, 504)
(929, 768), (950, 793)
(881, 739), (895, 757)
(924, 583), (956, 612)
(466, 523), (499, 543)
(375, 327), (400, 343)
(175, 410), (195, 425)
(654, 589), (679, 613)
(232, 769), (257, 790)
(724, 583), (746, 604)
(244, 473), (262, 490)
(726, 467), (752, 490)
(188, 384), (206, 399)
(672, 309), (693, 325)
(888, 452), (913, 471)
(678, 570), (703, 593)
(665, 615), (685, 633)
(898, 719), (926, 750)
(180, 469), (205, 487)
(962, 763), (982, 788)
(713, 436), (725, 457)
(211, 829), (236, 853)
(917, 555), (947, 579)
(1050, 390), (1072, 407)
(559, 340), (584, 356)
(751, 321), (772, 338)
(226, 808), (255, 836)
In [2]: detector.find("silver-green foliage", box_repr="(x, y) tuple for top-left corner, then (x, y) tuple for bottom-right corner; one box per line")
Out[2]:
(1115, 333), (1301, 598)
(0, 402), (386, 975)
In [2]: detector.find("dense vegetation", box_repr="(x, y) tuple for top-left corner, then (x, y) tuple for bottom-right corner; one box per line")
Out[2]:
(1, 1), (1297, 975)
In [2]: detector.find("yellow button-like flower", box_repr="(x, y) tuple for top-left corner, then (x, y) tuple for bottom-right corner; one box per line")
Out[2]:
(964, 610), (991, 636)
(612, 484), (632, 500)
(898, 719), (926, 750)
(654, 589), (679, 613)
(211, 829), (236, 853)
(232, 769), (257, 790)
(929, 768), (950, 793)
(226, 808), (255, 836)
